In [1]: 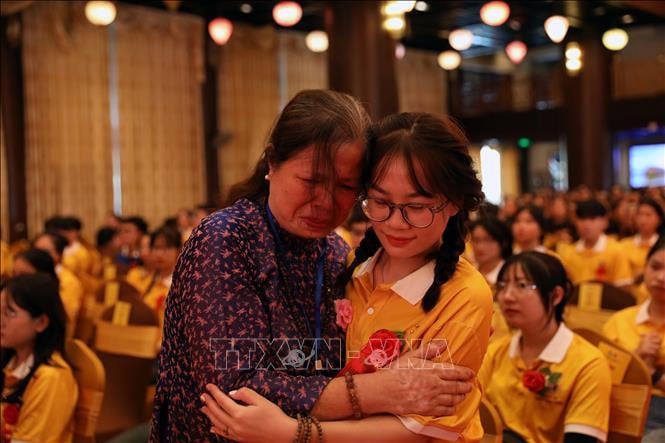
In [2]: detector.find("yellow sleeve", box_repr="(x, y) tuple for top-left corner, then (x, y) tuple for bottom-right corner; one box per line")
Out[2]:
(401, 282), (493, 441)
(12, 363), (78, 443)
(564, 355), (611, 437)
(601, 312), (620, 343)
(610, 247), (634, 286)
(60, 271), (84, 324)
(478, 339), (501, 389)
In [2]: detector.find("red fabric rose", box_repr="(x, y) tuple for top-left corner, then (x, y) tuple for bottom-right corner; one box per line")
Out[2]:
(2, 403), (20, 425)
(338, 329), (403, 377)
(522, 370), (546, 393)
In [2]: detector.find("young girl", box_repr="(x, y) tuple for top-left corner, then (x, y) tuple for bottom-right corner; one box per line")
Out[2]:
(200, 112), (492, 441)
(603, 236), (665, 434)
(469, 217), (513, 288)
(12, 248), (58, 281)
(1, 273), (78, 442)
(479, 252), (612, 443)
(511, 205), (550, 254)
(619, 198), (664, 283)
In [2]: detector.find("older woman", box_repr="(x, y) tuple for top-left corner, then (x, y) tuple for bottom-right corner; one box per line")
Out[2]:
(150, 90), (473, 441)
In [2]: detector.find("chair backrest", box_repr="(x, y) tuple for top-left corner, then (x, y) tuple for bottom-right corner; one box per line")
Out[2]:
(573, 328), (652, 443)
(565, 281), (636, 334)
(480, 396), (504, 443)
(92, 299), (159, 437)
(66, 339), (106, 443)
(75, 280), (143, 344)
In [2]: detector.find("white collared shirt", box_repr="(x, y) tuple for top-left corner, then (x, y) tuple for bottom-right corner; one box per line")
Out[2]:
(6, 354), (35, 379)
(575, 234), (608, 253)
(355, 248), (435, 305)
(635, 299), (652, 325)
(508, 323), (575, 364)
(483, 260), (505, 286)
(633, 233), (658, 248)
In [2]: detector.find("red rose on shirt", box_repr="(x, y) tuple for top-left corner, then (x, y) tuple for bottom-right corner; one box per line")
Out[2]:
(522, 369), (546, 393)
(338, 329), (404, 377)
(2, 403), (20, 425)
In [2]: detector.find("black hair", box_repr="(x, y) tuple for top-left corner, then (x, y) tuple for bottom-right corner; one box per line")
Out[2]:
(34, 232), (68, 258)
(150, 226), (183, 249)
(336, 112), (484, 312)
(496, 251), (571, 324)
(470, 217), (513, 260)
(63, 216), (82, 231)
(96, 227), (118, 249)
(122, 216), (149, 235)
(1, 274), (69, 405)
(14, 249), (58, 280)
(575, 199), (608, 219)
(162, 217), (179, 232)
(646, 235), (665, 261)
(512, 204), (547, 241)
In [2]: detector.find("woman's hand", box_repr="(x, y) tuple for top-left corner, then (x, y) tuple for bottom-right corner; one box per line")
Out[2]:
(380, 341), (474, 417)
(201, 384), (297, 443)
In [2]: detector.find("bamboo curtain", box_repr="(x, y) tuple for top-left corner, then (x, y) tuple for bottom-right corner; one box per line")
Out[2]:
(396, 48), (448, 115)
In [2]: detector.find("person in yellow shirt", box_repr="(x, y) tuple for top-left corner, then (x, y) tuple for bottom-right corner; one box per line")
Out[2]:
(479, 251), (612, 443)
(0, 239), (12, 282)
(45, 216), (94, 277)
(619, 198), (664, 282)
(603, 236), (665, 434)
(469, 217), (513, 342)
(200, 112), (491, 441)
(11, 248), (57, 281)
(558, 199), (633, 287)
(1, 273), (78, 443)
(33, 232), (85, 329)
(511, 204), (551, 255)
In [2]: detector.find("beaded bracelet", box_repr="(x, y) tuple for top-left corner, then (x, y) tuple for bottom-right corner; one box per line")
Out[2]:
(344, 371), (363, 419)
(311, 415), (324, 443)
(293, 414), (304, 443)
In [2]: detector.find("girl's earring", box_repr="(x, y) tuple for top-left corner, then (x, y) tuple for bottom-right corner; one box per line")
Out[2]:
(264, 174), (270, 181)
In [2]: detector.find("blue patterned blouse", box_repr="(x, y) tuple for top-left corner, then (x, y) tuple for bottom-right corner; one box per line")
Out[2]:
(150, 198), (349, 442)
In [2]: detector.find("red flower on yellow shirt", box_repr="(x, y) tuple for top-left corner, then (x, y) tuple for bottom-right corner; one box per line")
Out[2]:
(522, 367), (562, 396)
(338, 329), (404, 377)
(1, 403), (19, 425)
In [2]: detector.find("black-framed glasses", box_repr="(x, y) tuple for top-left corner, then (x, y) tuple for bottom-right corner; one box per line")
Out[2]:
(360, 197), (448, 228)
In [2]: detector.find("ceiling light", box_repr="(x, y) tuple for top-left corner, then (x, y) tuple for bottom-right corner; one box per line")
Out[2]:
(505, 40), (527, 64)
(273, 1), (302, 27)
(85, 1), (117, 26)
(544, 15), (569, 43)
(449, 29), (473, 51)
(437, 50), (461, 70)
(480, 1), (510, 27)
(565, 42), (581, 60)
(602, 28), (629, 51)
(305, 31), (328, 53)
(208, 18), (233, 45)
(414, 1), (429, 12)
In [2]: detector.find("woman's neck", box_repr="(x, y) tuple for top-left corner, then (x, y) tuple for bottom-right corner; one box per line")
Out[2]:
(478, 257), (502, 276)
(638, 230), (655, 242)
(376, 251), (429, 285)
(649, 298), (665, 325)
(520, 320), (559, 366)
(517, 240), (539, 251)
(12, 346), (34, 368)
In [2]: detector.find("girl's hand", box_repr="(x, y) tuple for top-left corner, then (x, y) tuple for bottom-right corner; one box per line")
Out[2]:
(636, 333), (662, 365)
(201, 384), (297, 443)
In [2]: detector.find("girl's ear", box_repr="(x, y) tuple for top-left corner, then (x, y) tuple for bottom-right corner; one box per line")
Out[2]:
(33, 313), (50, 334)
(551, 286), (564, 307)
(445, 202), (460, 218)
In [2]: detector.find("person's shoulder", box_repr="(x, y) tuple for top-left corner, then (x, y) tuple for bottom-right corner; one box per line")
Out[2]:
(326, 230), (351, 260)
(32, 353), (75, 384)
(568, 333), (610, 368)
(190, 199), (264, 246)
(446, 257), (493, 305)
(486, 333), (512, 357)
(606, 304), (640, 324)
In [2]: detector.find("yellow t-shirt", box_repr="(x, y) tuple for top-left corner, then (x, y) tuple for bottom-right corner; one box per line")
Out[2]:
(619, 234), (658, 281)
(479, 324), (611, 443)
(62, 241), (94, 277)
(125, 267), (155, 295)
(558, 235), (633, 286)
(57, 265), (85, 328)
(1, 352), (78, 443)
(603, 300), (665, 396)
(346, 252), (493, 442)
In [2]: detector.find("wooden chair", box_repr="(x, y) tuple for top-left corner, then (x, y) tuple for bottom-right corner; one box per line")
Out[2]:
(92, 297), (160, 440)
(75, 280), (141, 345)
(66, 339), (106, 443)
(573, 328), (652, 443)
(565, 281), (636, 334)
(480, 396), (504, 443)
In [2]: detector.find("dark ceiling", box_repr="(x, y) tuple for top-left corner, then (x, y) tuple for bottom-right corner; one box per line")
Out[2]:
(122, 0), (665, 57)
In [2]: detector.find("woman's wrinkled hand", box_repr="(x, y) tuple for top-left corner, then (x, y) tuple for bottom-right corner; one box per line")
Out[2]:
(200, 384), (297, 443)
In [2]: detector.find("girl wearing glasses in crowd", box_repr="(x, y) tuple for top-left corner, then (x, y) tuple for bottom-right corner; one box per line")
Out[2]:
(153, 93), (475, 442)
(201, 112), (493, 441)
(479, 252), (611, 443)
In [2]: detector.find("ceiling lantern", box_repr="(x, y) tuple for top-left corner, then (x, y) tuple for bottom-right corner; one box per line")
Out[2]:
(395, 42), (406, 59)
(480, 1), (510, 27)
(544, 15), (569, 43)
(85, 1), (117, 26)
(505, 40), (527, 64)
(383, 1), (416, 15)
(208, 18), (233, 45)
(449, 29), (473, 51)
(305, 31), (328, 53)
(437, 50), (461, 70)
(272, 1), (303, 27)
(602, 28), (629, 51)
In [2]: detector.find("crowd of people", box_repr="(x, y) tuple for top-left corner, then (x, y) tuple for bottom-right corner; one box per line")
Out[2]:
(0, 89), (663, 443)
